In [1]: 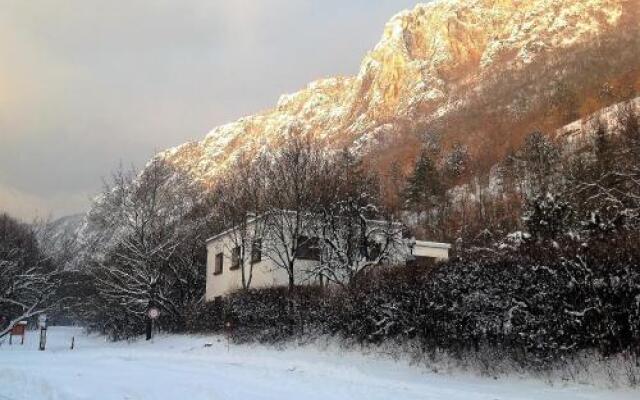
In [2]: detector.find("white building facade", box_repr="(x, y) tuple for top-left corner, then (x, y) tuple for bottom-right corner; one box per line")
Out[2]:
(205, 215), (451, 301)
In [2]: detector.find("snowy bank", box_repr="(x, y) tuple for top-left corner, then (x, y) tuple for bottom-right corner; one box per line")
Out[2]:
(0, 327), (638, 400)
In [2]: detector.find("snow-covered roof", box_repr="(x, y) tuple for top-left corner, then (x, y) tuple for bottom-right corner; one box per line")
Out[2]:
(205, 214), (264, 244)
(205, 210), (405, 244)
(414, 240), (452, 250)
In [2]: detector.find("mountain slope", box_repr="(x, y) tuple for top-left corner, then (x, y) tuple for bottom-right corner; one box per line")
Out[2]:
(160, 0), (640, 182)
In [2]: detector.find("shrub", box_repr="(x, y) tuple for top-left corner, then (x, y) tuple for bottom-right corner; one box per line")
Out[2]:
(192, 232), (640, 372)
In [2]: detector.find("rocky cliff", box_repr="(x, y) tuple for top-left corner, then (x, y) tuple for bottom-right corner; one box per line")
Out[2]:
(159, 0), (640, 182)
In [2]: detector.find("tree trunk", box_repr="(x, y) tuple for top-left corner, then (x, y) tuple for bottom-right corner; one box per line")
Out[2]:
(241, 250), (247, 290)
(288, 274), (295, 293)
(288, 262), (295, 293)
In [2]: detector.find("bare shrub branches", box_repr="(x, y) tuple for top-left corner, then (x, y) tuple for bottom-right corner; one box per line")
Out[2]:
(0, 214), (64, 338)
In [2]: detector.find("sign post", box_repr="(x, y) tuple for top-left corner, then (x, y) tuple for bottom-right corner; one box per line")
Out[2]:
(224, 321), (233, 352)
(146, 307), (160, 341)
(38, 314), (48, 351)
(9, 321), (28, 345)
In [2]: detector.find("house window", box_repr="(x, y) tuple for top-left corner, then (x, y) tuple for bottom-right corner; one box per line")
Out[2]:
(230, 246), (241, 270)
(360, 241), (382, 262)
(251, 238), (262, 264)
(369, 242), (382, 261)
(296, 236), (320, 261)
(214, 252), (224, 275)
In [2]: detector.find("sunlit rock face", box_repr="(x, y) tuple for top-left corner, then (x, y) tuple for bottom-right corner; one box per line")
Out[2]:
(159, 0), (638, 182)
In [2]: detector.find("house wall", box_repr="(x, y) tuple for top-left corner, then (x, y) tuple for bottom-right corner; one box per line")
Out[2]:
(205, 230), (321, 301)
(413, 242), (450, 261)
(206, 235), (281, 300)
(205, 216), (451, 300)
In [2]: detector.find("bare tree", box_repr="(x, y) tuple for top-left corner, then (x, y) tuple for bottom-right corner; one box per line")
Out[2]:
(82, 158), (215, 338)
(313, 149), (405, 286)
(316, 211), (405, 287)
(0, 214), (63, 338)
(569, 108), (640, 230)
(215, 152), (269, 290)
(262, 131), (329, 292)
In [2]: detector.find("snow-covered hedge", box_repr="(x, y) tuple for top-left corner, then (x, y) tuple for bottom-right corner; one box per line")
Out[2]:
(193, 232), (640, 371)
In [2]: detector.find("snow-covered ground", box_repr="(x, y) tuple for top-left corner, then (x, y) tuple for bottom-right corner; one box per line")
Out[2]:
(0, 327), (637, 400)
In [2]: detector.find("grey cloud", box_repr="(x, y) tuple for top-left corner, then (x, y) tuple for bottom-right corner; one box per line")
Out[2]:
(0, 0), (420, 219)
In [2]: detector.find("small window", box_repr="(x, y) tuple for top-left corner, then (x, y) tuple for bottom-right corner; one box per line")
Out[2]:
(360, 241), (382, 262)
(251, 238), (262, 264)
(230, 246), (241, 270)
(214, 252), (224, 275)
(368, 242), (382, 261)
(296, 236), (320, 261)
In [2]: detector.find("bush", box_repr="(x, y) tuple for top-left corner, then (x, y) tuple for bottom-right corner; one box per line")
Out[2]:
(191, 231), (640, 374)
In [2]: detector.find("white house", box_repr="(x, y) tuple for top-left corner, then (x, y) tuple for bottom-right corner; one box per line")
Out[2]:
(205, 213), (451, 301)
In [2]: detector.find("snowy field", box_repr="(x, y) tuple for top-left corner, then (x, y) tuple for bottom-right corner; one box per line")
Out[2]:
(0, 327), (637, 400)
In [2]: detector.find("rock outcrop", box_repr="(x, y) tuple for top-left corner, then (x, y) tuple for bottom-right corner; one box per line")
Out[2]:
(159, 0), (639, 181)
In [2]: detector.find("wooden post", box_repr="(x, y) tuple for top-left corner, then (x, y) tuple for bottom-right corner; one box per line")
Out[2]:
(38, 315), (47, 350)
(39, 328), (47, 351)
(225, 321), (232, 352)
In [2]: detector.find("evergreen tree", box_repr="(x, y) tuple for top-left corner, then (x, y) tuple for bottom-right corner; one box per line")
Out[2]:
(403, 147), (446, 239)
(403, 149), (443, 211)
(443, 142), (470, 184)
(518, 132), (561, 198)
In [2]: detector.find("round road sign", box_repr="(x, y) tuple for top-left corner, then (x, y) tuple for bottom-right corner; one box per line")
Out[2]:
(147, 307), (160, 320)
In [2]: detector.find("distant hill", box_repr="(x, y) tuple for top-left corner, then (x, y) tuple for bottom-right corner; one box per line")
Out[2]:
(38, 213), (85, 270)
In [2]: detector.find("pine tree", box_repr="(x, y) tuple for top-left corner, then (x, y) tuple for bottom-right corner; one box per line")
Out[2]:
(513, 132), (561, 198)
(403, 149), (443, 211)
(443, 143), (470, 184)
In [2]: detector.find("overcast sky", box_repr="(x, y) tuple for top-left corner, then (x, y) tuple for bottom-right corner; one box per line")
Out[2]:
(0, 0), (420, 221)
